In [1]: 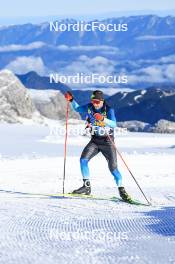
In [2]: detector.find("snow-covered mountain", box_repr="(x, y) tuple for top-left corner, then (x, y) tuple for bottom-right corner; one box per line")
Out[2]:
(117, 119), (175, 133)
(1, 15), (175, 88)
(13, 70), (175, 127)
(3, 69), (174, 128)
(0, 16), (175, 51)
(29, 89), (80, 120)
(0, 70), (80, 123)
(153, 119), (175, 133)
(106, 88), (175, 124)
(17, 71), (71, 93)
(0, 70), (42, 123)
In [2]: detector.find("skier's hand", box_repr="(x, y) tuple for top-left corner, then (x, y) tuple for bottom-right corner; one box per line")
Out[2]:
(94, 113), (104, 121)
(64, 91), (73, 102)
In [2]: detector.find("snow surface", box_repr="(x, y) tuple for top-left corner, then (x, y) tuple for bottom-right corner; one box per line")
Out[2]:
(134, 90), (146, 102)
(0, 123), (175, 264)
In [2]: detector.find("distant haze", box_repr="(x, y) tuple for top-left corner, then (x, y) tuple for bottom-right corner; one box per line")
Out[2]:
(1, 10), (175, 25)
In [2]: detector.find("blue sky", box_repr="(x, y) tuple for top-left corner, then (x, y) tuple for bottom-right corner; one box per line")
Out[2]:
(1, 0), (175, 17)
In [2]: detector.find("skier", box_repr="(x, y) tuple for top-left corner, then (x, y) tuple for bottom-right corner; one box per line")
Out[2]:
(64, 90), (131, 202)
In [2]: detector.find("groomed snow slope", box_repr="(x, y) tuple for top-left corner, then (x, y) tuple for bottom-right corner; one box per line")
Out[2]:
(0, 123), (175, 264)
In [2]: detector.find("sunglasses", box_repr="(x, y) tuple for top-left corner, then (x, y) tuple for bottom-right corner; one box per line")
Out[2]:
(91, 99), (102, 105)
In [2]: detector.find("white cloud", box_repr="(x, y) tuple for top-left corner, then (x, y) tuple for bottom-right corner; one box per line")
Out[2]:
(56, 45), (120, 56)
(158, 55), (175, 64)
(136, 35), (175, 41)
(60, 55), (115, 76)
(128, 64), (175, 84)
(164, 64), (175, 81)
(56, 45), (119, 52)
(0, 42), (45, 52)
(140, 66), (164, 82)
(5, 56), (47, 75)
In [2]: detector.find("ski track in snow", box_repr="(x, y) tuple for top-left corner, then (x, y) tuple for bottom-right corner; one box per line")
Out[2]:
(0, 124), (175, 264)
(0, 192), (174, 264)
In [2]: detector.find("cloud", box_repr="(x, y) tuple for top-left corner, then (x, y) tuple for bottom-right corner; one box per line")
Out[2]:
(164, 64), (175, 81)
(0, 42), (45, 52)
(56, 45), (121, 56)
(138, 55), (175, 65)
(56, 45), (119, 52)
(5, 56), (47, 75)
(52, 55), (118, 88)
(128, 64), (175, 84)
(59, 55), (116, 76)
(136, 35), (175, 41)
(140, 65), (164, 82)
(158, 55), (175, 64)
(55, 52), (175, 87)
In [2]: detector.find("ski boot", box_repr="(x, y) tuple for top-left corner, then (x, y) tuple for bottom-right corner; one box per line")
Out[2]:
(72, 179), (91, 195)
(118, 187), (132, 202)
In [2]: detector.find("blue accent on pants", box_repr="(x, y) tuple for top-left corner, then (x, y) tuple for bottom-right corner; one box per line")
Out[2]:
(80, 158), (122, 186)
(111, 168), (122, 187)
(80, 158), (90, 179)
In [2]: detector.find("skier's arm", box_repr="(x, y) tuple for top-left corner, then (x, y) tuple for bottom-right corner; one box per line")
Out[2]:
(104, 108), (117, 128)
(64, 91), (88, 113)
(71, 99), (88, 113)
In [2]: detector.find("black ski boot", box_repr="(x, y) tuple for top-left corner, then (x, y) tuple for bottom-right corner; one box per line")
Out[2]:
(72, 179), (91, 195)
(118, 187), (132, 202)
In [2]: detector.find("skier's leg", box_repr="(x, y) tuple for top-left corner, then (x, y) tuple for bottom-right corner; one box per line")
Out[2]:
(80, 140), (99, 180)
(100, 141), (131, 201)
(100, 140), (122, 186)
(72, 140), (99, 194)
(80, 159), (90, 180)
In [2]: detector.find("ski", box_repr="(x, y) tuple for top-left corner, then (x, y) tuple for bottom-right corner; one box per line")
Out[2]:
(111, 197), (151, 206)
(0, 190), (150, 206)
(48, 193), (151, 206)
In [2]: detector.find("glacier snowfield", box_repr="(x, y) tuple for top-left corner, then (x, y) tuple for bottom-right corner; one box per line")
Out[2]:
(0, 123), (175, 264)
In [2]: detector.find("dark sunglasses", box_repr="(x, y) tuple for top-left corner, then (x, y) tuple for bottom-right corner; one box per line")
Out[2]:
(91, 99), (102, 105)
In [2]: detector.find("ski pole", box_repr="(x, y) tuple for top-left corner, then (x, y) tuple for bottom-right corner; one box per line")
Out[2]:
(62, 101), (70, 196)
(107, 134), (151, 205)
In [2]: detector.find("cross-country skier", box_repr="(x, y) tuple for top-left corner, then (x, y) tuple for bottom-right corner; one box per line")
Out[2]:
(64, 90), (131, 202)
